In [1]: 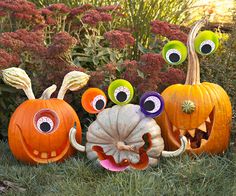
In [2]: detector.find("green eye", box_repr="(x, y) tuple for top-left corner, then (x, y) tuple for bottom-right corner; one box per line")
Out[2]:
(162, 40), (187, 65)
(108, 79), (134, 105)
(194, 30), (219, 55)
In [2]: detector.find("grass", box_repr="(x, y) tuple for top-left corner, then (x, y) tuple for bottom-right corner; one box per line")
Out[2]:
(0, 140), (236, 196)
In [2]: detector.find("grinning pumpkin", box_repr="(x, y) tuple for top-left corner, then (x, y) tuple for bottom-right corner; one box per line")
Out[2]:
(70, 81), (187, 171)
(2, 67), (89, 164)
(157, 20), (232, 155)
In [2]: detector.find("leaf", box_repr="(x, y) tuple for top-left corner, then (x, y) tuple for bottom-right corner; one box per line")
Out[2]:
(138, 43), (151, 54)
(76, 56), (93, 62)
(92, 56), (99, 65)
(137, 69), (145, 79)
(0, 180), (26, 193)
(97, 50), (109, 57)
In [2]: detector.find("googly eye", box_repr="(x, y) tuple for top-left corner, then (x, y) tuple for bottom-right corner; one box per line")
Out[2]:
(82, 88), (107, 114)
(108, 79), (134, 105)
(194, 30), (219, 55)
(140, 92), (164, 118)
(162, 40), (187, 65)
(37, 116), (54, 133)
(92, 95), (106, 111)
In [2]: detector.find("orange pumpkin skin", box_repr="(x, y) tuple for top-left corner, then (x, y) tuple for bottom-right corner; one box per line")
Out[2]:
(8, 98), (82, 164)
(157, 82), (232, 154)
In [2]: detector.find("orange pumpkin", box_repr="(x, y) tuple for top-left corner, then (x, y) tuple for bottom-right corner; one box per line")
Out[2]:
(8, 99), (81, 164)
(157, 20), (232, 154)
(2, 67), (90, 164)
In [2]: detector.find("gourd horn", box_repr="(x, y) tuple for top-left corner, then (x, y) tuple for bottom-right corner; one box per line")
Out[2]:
(69, 122), (85, 152)
(161, 136), (187, 157)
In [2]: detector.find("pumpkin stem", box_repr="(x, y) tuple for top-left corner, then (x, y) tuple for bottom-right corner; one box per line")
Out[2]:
(57, 71), (90, 100)
(185, 19), (207, 85)
(2, 67), (35, 99)
(116, 141), (138, 153)
(69, 123), (85, 152)
(161, 136), (187, 157)
(39, 84), (57, 100)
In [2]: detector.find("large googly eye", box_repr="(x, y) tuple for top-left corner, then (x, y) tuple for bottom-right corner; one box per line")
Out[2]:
(108, 79), (134, 105)
(140, 92), (164, 118)
(34, 109), (59, 133)
(37, 116), (54, 133)
(162, 40), (187, 65)
(194, 30), (219, 55)
(82, 88), (107, 114)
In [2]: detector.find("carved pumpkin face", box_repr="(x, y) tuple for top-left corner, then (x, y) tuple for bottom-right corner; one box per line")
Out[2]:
(2, 68), (90, 164)
(157, 83), (232, 154)
(157, 20), (232, 154)
(8, 99), (82, 164)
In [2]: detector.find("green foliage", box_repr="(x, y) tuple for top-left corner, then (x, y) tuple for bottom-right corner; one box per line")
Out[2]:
(200, 26), (236, 131)
(0, 82), (24, 139)
(73, 28), (126, 70)
(0, 140), (236, 195)
(122, 0), (195, 58)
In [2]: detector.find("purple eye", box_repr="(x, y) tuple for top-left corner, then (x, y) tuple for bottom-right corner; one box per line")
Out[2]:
(140, 92), (164, 118)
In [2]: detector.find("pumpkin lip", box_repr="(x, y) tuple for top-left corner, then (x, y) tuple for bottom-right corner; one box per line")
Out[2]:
(92, 133), (152, 171)
(16, 124), (71, 163)
(170, 107), (215, 149)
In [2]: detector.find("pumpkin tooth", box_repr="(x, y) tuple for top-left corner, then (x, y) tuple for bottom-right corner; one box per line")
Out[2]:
(187, 139), (191, 148)
(41, 152), (48, 159)
(173, 125), (178, 132)
(33, 150), (39, 156)
(179, 129), (187, 136)
(198, 122), (207, 132)
(206, 117), (211, 123)
(51, 151), (57, 157)
(188, 129), (196, 138)
(201, 139), (207, 146)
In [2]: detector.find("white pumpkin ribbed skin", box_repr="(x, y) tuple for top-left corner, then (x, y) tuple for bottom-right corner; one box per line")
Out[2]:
(85, 104), (164, 166)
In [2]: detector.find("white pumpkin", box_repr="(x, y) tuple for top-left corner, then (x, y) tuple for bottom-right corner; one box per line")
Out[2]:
(70, 104), (187, 170)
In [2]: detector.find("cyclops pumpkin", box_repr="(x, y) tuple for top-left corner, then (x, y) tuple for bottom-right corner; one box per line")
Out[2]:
(2, 67), (89, 164)
(157, 20), (232, 154)
(70, 80), (187, 171)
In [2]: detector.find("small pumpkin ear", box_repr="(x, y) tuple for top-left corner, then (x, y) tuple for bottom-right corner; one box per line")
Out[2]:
(139, 92), (164, 118)
(81, 88), (107, 114)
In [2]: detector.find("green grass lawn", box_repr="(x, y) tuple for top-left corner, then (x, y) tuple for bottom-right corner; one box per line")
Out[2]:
(0, 140), (236, 196)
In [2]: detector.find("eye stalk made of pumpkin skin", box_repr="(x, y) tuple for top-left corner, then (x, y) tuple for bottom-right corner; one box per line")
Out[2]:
(69, 79), (187, 172)
(157, 19), (232, 155)
(1, 67), (90, 164)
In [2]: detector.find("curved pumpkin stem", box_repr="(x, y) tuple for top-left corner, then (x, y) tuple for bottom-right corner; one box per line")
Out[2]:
(69, 123), (85, 152)
(2, 67), (35, 99)
(185, 19), (207, 85)
(57, 71), (90, 100)
(161, 136), (187, 157)
(39, 84), (57, 100)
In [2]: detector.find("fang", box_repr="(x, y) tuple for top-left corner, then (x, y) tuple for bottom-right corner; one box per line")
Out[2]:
(198, 122), (207, 132)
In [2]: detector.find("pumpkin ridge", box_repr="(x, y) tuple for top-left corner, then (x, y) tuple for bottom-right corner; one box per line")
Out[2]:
(118, 104), (145, 141)
(96, 111), (117, 140)
(87, 127), (115, 144)
(96, 106), (120, 139)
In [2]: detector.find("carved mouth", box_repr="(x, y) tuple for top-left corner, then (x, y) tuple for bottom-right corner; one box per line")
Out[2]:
(17, 124), (70, 163)
(171, 108), (214, 149)
(92, 133), (152, 171)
